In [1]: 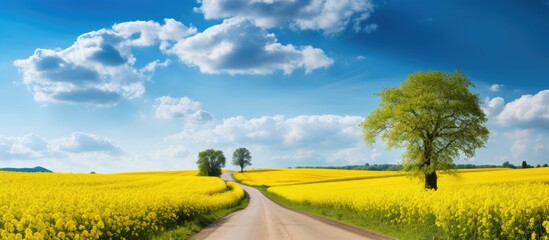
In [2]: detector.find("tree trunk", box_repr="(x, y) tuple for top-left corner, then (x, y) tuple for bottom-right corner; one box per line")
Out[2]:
(240, 166), (243, 173)
(423, 138), (438, 190)
(425, 171), (438, 190)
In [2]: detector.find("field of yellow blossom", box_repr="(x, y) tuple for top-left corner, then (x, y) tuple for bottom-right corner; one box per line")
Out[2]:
(235, 168), (549, 239)
(233, 168), (400, 186)
(0, 171), (244, 240)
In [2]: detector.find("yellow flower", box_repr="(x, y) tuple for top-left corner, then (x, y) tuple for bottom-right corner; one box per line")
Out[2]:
(0, 170), (244, 239)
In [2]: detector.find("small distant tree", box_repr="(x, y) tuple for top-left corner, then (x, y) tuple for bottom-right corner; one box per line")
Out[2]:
(196, 149), (226, 177)
(502, 161), (510, 168)
(232, 148), (252, 173)
(521, 161), (531, 169)
(361, 70), (489, 190)
(543, 164), (549, 168)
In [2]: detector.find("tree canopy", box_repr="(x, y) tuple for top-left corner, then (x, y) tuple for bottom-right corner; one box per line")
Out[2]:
(196, 149), (226, 177)
(232, 147), (252, 173)
(361, 70), (489, 190)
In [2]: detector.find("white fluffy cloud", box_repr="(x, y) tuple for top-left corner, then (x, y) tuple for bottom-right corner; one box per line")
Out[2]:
(450, 90), (549, 166)
(489, 84), (503, 92)
(161, 114), (395, 166)
(154, 96), (213, 124)
(489, 129), (549, 165)
(361, 23), (378, 33)
(482, 97), (505, 118)
(13, 19), (195, 106)
(470, 127), (549, 166)
(168, 115), (363, 148)
(15, 18), (334, 105)
(0, 134), (50, 159)
(49, 132), (123, 155)
(169, 18), (333, 74)
(0, 132), (123, 161)
(497, 90), (549, 128)
(327, 146), (368, 164)
(112, 18), (197, 50)
(195, 0), (375, 35)
(13, 34), (138, 106)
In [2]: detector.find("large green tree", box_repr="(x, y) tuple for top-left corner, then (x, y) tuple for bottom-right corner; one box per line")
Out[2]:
(196, 149), (226, 177)
(361, 70), (489, 190)
(232, 147), (252, 173)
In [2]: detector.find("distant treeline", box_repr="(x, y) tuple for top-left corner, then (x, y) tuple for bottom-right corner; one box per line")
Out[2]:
(0, 166), (52, 173)
(295, 164), (403, 171)
(294, 163), (519, 171)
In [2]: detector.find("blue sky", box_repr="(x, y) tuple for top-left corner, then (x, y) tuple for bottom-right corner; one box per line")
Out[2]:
(1, 0), (548, 172)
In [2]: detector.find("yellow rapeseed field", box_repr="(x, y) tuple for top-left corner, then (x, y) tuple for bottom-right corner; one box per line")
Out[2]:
(0, 171), (244, 240)
(240, 168), (549, 239)
(233, 168), (399, 186)
(116, 170), (199, 176)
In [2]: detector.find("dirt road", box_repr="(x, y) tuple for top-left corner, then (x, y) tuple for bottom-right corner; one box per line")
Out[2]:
(192, 173), (390, 240)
